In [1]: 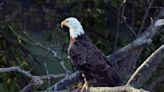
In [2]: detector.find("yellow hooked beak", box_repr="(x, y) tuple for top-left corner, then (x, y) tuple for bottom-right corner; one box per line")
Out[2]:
(61, 20), (68, 28)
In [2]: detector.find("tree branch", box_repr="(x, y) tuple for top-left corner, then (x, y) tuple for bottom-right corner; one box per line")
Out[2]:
(137, 0), (154, 35)
(126, 44), (164, 85)
(46, 71), (80, 91)
(89, 86), (149, 92)
(0, 66), (34, 79)
(0, 66), (66, 91)
(54, 86), (149, 92)
(0, 66), (65, 80)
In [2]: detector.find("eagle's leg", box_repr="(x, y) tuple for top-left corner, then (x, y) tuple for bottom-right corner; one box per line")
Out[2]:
(80, 73), (88, 92)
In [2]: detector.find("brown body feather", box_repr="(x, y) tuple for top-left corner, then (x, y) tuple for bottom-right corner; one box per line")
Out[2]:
(69, 34), (121, 87)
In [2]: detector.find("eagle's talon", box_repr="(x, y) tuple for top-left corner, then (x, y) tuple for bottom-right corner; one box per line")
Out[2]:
(80, 74), (88, 92)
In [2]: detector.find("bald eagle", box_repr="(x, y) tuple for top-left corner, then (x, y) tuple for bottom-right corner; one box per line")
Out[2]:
(61, 17), (121, 87)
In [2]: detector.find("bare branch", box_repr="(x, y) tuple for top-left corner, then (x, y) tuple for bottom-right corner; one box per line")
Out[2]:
(120, 0), (137, 37)
(0, 66), (66, 91)
(0, 66), (34, 78)
(154, 19), (164, 27)
(43, 62), (51, 87)
(89, 86), (149, 92)
(113, 5), (121, 51)
(0, 66), (65, 80)
(38, 74), (65, 80)
(126, 44), (164, 85)
(138, 0), (154, 35)
(46, 71), (80, 91)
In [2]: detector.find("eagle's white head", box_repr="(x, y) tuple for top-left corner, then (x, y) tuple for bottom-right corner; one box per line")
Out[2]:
(61, 17), (84, 38)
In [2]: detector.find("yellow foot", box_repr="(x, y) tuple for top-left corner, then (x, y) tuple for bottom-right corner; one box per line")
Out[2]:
(80, 74), (88, 92)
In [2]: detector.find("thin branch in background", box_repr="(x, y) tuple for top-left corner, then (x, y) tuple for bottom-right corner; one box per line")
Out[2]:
(39, 74), (65, 80)
(19, 13), (28, 36)
(58, 55), (72, 74)
(113, 3), (121, 51)
(42, 51), (52, 87)
(105, 3), (137, 37)
(120, 0), (138, 37)
(44, 62), (51, 87)
(121, 17), (137, 37)
(120, 1), (137, 37)
(8, 25), (71, 74)
(126, 44), (164, 85)
(137, 0), (154, 35)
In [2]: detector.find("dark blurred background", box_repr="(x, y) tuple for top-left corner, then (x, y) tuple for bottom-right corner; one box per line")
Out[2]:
(0, 0), (163, 91)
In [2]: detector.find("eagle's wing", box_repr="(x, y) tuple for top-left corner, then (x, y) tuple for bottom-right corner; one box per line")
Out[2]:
(70, 39), (121, 86)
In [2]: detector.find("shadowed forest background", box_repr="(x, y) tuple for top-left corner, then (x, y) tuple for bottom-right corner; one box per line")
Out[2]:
(0, 0), (163, 92)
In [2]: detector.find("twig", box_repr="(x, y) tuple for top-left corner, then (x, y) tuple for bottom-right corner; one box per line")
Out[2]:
(58, 55), (72, 74)
(121, 16), (137, 37)
(38, 74), (65, 80)
(120, 0), (137, 37)
(126, 44), (164, 85)
(113, 4), (121, 51)
(137, 0), (154, 35)
(44, 62), (51, 87)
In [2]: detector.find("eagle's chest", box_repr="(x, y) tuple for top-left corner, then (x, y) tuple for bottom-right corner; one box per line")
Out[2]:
(67, 37), (75, 57)
(68, 39), (87, 56)
(68, 39), (88, 66)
